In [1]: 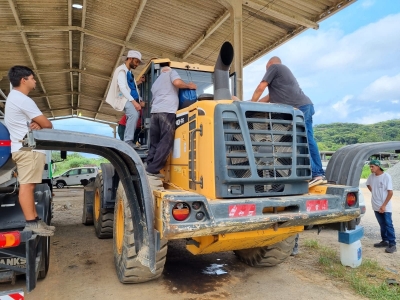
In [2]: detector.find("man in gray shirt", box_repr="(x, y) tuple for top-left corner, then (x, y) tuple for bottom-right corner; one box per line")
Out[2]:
(251, 57), (325, 186)
(146, 67), (196, 177)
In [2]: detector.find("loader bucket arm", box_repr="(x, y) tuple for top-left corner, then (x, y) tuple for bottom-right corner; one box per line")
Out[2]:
(23, 129), (156, 272)
(326, 141), (400, 187)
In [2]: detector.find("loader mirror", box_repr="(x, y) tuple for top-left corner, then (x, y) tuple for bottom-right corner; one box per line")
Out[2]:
(61, 151), (67, 160)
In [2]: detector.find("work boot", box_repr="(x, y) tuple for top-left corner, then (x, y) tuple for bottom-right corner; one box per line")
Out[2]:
(385, 245), (397, 253)
(23, 220), (55, 237)
(146, 172), (164, 178)
(373, 241), (389, 248)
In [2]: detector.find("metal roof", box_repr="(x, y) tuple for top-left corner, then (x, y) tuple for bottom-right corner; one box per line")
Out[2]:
(0, 0), (356, 124)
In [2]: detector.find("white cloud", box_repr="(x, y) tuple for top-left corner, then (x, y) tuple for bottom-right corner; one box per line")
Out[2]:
(331, 95), (353, 119)
(244, 12), (400, 125)
(355, 111), (400, 124)
(361, 0), (375, 8)
(360, 73), (400, 101)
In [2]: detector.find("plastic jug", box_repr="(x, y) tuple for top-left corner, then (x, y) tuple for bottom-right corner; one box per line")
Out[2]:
(340, 239), (362, 268)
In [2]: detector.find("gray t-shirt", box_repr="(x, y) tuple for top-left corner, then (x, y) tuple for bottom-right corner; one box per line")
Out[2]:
(262, 64), (312, 108)
(366, 172), (393, 212)
(151, 69), (181, 113)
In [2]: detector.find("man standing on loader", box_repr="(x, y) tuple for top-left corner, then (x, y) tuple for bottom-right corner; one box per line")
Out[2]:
(106, 50), (143, 148)
(250, 56), (325, 187)
(146, 66), (196, 177)
(5, 65), (55, 236)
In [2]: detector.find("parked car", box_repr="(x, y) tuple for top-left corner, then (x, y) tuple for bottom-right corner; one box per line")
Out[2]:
(53, 167), (98, 188)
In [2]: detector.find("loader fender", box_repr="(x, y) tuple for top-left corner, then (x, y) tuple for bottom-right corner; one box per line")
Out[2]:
(22, 129), (157, 273)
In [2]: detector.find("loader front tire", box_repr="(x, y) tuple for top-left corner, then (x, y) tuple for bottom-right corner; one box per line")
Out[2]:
(234, 235), (296, 267)
(93, 173), (113, 238)
(113, 183), (167, 283)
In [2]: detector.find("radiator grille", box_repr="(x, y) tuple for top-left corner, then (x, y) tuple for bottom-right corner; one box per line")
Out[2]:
(222, 110), (310, 194)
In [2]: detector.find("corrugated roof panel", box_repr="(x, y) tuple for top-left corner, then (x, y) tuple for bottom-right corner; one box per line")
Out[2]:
(0, 0), (357, 124)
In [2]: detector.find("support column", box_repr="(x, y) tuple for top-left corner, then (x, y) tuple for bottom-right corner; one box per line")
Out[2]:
(219, 0), (243, 99)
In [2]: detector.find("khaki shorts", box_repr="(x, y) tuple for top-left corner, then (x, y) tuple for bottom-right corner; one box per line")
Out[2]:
(12, 151), (46, 184)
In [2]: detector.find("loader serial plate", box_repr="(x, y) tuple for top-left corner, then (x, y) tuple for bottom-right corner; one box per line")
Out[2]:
(306, 199), (328, 212)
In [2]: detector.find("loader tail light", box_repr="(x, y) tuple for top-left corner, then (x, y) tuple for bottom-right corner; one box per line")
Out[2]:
(172, 203), (190, 221)
(0, 231), (21, 248)
(346, 193), (356, 207)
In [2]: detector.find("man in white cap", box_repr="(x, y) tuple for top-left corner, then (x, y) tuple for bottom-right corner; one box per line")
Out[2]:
(106, 50), (144, 148)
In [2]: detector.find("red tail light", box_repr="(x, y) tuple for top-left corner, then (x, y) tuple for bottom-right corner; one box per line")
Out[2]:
(346, 193), (356, 207)
(172, 203), (190, 221)
(0, 231), (21, 248)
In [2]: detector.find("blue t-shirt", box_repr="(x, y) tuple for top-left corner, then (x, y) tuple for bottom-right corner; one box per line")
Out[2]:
(127, 71), (140, 101)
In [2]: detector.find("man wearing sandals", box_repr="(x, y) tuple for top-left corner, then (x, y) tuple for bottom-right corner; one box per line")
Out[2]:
(251, 56), (325, 186)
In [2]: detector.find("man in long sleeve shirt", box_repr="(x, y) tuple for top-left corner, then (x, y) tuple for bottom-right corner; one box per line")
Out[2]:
(117, 50), (143, 148)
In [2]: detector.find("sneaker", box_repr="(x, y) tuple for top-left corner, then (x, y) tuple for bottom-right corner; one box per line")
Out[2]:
(23, 220), (55, 237)
(146, 172), (164, 178)
(309, 176), (327, 187)
(373, 241), (389, 248)
(385, 245), (397, 253)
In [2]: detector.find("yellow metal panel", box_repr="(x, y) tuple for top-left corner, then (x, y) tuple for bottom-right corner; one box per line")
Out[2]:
(308, 185), (328, 194)
(186, 226), (303, 255)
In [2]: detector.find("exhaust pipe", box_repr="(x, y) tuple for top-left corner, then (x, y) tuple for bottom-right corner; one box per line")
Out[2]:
(213, 42), (234, 100)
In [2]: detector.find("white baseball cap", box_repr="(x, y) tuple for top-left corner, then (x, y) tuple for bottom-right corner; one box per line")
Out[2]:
(126, 50), (144, 64)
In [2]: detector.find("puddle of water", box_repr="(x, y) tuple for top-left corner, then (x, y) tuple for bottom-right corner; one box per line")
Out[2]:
(202, 264), (227, 275)
(163, 241), (233, 294)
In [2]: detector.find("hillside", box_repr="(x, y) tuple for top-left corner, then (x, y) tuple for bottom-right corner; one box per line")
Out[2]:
(314, 119), (400, 151)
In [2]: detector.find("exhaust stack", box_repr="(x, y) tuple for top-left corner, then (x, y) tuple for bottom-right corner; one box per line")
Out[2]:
(213, 42), (234, 100)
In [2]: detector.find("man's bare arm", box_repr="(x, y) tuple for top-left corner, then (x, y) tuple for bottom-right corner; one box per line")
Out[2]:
(379, 190), (393, 213)
(259, 94), (270, 103)
(251, 81), (268, 102)
(173, 79), (197, 90)
(32, 115), (52, 129)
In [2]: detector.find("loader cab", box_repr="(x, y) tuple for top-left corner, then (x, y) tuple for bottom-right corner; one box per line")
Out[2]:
(135, 58), (237, 151)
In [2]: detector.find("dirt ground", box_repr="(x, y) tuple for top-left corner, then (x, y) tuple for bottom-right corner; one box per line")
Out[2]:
(1, 185), (399, 300)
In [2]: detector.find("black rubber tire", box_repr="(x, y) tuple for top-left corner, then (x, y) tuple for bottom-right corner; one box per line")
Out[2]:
(113, 183), (168, 283)
(234, 235), (296, 267)
(305, 225), (314, 230)
(38, 236), (50, 279)
(93, 173), (113, 238)
(82, 182), (95, 225)
(56, 181), (65, 189)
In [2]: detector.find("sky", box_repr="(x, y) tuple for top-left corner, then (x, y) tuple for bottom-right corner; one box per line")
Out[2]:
(53, 0), (400, 138)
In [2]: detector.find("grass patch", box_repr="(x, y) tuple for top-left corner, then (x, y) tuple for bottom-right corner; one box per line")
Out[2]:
(303, 239), (400, 300)
(361, 165), (372, 179)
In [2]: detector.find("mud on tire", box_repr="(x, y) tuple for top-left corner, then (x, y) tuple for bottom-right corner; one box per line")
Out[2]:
(113, 183), (168, 283)
(93, 173), (113, 238)
(234, 235), (296, 267)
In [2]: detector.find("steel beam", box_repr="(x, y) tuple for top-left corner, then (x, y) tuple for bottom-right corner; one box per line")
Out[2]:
(243, 0), (319, 29)
(77, 0), (87, 108)
(181, 10), (230, 59)
(7, 0), (54, 117)
(219, 0), (243, 99)
(95, 0), (148, 119)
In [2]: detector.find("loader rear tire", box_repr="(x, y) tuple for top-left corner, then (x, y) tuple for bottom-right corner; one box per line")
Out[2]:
(113, 183), (167, 283)
(93, 173), (113, 239)
(234, 235), (296, 267)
